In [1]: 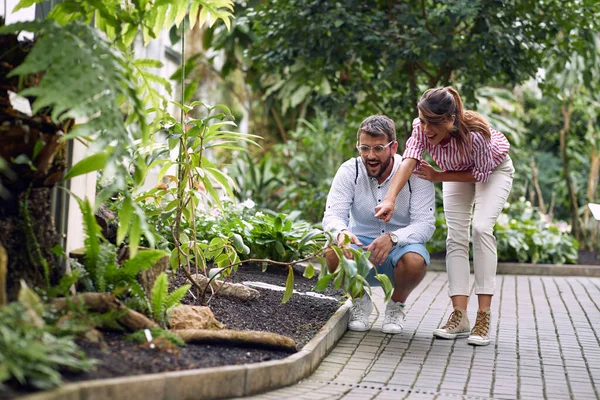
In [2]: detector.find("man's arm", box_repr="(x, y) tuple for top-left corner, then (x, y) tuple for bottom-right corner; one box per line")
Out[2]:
(391, 176), (436, 245)
(322, 161), (355, 243)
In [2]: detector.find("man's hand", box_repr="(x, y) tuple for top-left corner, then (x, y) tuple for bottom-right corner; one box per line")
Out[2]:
(337, 230), (363, 259)
(364, 234), (393, 266)
(413, 160), (441, 182)
(374, 200), (395, 223)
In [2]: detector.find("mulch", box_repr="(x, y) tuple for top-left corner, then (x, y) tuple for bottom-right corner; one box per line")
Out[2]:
(2, 264), (343, 399)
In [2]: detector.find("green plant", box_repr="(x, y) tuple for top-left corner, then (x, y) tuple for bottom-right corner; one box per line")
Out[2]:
(149, 272), (191, 328)
(312, 241), (393, 302)
(126, 327), (185, 347)
(73, 196), (168, 301)
(0, 284), (94, 390)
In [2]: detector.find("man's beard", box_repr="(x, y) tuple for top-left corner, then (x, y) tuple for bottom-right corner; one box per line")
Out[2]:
(365, 154), (393, 179)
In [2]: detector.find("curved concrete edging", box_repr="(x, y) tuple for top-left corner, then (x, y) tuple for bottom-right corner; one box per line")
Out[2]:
(24, 300), (352, 400)
(429, 258), (600, 277)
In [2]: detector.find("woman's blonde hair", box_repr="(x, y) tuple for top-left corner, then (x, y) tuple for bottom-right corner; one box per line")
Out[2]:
(417, 86), (490, 157)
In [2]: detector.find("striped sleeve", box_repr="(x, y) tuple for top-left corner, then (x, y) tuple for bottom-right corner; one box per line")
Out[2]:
(402, 118), (426, 162)
(471, 132), (495, 182)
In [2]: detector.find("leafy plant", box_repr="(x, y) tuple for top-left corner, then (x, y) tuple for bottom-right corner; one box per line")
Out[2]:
(125, 327), (185, 347)
(312, 242), (393, 302)
(73, 196), (168, 302)
(0, 285), (94, 390)
(149, 272), (191, 328)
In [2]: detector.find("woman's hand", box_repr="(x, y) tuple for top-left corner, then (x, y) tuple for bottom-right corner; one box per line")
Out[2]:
(413, 160), (441, 182)
(374, 199), (395, 223)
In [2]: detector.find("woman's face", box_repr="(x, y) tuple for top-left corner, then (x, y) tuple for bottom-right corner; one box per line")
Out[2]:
(419, 112), (454, 146)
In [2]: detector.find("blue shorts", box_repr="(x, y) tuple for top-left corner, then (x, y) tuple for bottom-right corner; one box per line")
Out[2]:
(351, 235), (430, 287)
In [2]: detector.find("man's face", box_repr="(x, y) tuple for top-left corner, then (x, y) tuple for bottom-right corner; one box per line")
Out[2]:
(358, 134), (397, 180)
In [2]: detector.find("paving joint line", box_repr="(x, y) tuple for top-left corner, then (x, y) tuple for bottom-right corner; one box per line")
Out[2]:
(489, 275), (506, 399)
(556, 278), (599, 400)
(306, 379), (491, 400)
(528, 276), (548, 400)
(362, 272), (441, 379)
(540, 277), (575, 400)
(515, 276), (521, 399)
(383, 274), (448, 388)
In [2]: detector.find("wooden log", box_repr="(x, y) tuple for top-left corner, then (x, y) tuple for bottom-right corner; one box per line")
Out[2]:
(173, 329), (297, 352)
(51, 293), (158, 330)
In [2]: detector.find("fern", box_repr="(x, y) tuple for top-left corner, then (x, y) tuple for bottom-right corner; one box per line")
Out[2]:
(150, 273), (168, 322)
(125, 327), (185, 347)
(165, 284), (191, 310)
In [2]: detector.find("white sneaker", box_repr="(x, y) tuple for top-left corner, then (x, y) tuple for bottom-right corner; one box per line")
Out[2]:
(348, 292), (373, 332)
(382, 300), (405, 334)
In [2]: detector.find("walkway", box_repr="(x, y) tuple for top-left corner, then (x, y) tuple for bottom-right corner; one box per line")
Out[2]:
(241, 272), (600, 400)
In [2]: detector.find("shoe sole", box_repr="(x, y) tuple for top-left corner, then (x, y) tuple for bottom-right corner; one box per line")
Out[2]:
(433, 331), (470, 340)
(382, 327), (403, 334)
(348, 325), (370, 332)
(467, 338), (491, 346)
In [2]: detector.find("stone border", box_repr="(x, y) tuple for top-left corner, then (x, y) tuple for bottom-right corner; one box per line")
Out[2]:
(23, 300), (352, 400)
(429, 259), (600, 277)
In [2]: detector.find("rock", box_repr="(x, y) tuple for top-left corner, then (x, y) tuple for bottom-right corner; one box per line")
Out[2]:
(191, 273), (260, 301)
(168, 305), (225, 330)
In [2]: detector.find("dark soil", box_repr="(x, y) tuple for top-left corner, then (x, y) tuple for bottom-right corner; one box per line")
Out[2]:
(2, 264), (343, 399)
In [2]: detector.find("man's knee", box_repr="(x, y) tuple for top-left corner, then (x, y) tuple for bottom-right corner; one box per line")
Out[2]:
(325, 247), (356, 273)
(396, 252), (426, 272)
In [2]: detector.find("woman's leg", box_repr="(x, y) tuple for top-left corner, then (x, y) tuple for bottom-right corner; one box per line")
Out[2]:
(443, 181), (476, 307)
(472, 157), (515, 309)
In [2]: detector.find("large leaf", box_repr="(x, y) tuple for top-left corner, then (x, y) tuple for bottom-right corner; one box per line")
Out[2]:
(281, 266), (294, 304)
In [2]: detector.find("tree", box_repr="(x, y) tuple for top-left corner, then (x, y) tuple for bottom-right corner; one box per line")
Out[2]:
(250, 0), (599, 140)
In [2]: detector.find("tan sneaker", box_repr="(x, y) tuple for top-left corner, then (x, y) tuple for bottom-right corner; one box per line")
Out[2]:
(433, 307), (470, 339)
(467, 308), (491, 346)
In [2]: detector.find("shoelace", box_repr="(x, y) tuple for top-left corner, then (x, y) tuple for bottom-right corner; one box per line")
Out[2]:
(384, 307), (405, 323)
(442, 309), (463, 330)
(471, 311), (490, 337)
(350, 303), (366, 321)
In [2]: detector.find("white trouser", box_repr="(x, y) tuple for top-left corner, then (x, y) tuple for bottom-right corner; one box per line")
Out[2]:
(443, 155), (514, 296)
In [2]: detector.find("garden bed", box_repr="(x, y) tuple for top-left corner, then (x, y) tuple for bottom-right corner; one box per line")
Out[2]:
(2, 264), (343, 399)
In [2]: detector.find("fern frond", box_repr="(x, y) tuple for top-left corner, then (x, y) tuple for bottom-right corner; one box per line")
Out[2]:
(96, 243), (118, 293)
(165, 284), (190, 310)
(122, 249), (168, 278)
(150, 273), (168, 321)
(74, 196), (101, 287)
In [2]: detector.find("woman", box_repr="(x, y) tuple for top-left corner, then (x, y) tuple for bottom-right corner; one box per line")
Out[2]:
(374, 86), (514, 346)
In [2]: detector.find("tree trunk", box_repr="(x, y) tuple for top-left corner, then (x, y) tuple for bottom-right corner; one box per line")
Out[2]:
(530, 157), (546, 213)
(560, 104), (579, 239)
(0, 188), (62, 301)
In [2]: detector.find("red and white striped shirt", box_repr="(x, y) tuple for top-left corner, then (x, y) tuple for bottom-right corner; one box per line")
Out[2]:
(403, 118), (510, 182)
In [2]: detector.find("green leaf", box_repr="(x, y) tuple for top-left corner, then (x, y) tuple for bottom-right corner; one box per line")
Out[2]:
(282, 266), (294, 304)
(374, 274), (393, 302)
(231, 233), (250, 255)
(129, 214), (142, 257)
(64, 153), (108, 181)
(314, 273), (335, 292)
(303, 263), (315, 279)
(123, 249), (168, 275)
(117, 197), (133, 245)
(165, 284), (191, 309)
(151, 273), (169, 321)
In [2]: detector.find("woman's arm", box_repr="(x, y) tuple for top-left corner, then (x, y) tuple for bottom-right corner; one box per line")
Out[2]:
(374, 157), (417, 222)
(413, 160), (478, 183)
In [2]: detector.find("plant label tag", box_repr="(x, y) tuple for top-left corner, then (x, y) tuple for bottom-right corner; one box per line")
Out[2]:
(8, 91), (33, 116)
(588, 203), (600, 221)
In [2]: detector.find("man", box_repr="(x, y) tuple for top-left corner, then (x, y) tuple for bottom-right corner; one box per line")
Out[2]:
(323, 115), (435, 334)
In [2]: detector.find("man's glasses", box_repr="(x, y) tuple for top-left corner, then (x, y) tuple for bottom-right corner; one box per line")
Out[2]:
(356, 141), (395, 155)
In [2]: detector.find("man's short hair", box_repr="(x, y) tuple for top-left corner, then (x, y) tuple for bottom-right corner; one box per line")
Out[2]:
(356, 115), (397, 143)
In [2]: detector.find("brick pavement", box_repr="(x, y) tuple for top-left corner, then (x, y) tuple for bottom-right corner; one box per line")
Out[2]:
(240, 272), (600, 400)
